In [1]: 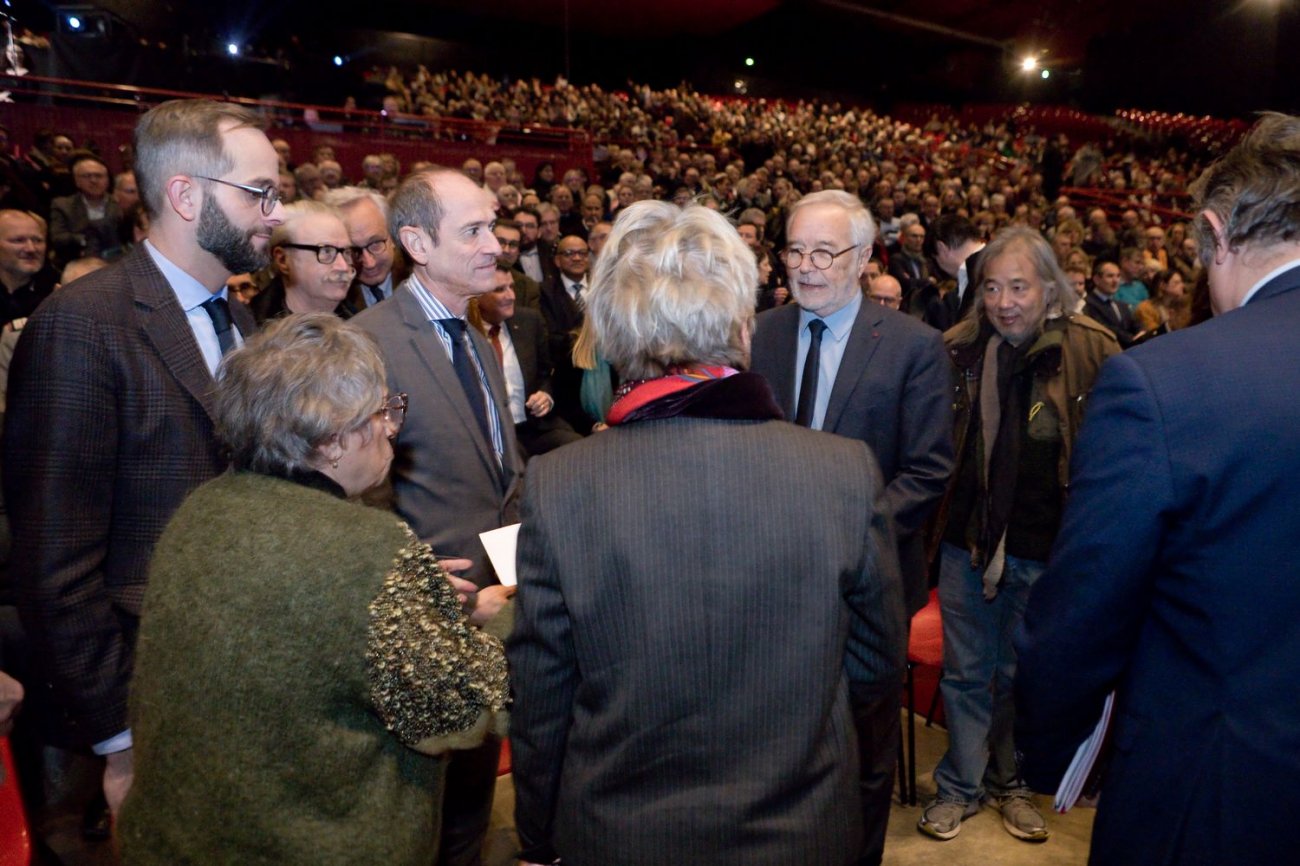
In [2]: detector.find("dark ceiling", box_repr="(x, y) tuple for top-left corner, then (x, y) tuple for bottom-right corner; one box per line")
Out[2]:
(31, 0), (1300, 117)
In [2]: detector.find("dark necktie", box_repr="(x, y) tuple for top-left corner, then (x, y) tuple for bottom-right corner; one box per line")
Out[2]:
(569, 280), (584, 308)
(794, 318), (827, 428)
(201, 296), (236, 356)
(365, 284), (385, 306)
(437, 318), (495, 450)
(488, 324), (504, 368)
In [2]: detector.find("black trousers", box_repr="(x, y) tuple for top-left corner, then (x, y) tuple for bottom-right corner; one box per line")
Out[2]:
(437, 735), (501, 866)
(850, 686), (901, 866)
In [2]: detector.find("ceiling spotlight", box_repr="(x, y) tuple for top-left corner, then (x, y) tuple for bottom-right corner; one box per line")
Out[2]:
(1041, 69), (1050, 80)
(333, 55), (344, 67)
(1021, 56), (1038, 72)
(226, 42), (239, 56)
(67, 15), (82, 30)
(745, 57), (754, 67)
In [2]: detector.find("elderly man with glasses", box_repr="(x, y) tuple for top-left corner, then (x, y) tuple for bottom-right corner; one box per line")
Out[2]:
(750, 190), (953, 866)
(324, 186), (409, 311)
(251, 199), (359, 324)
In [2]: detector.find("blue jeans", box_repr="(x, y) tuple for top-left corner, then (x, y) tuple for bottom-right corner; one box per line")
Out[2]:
(931, 542), (1043, 804)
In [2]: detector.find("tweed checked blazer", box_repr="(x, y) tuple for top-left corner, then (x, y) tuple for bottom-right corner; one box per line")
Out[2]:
(3, 244), (254, 747)
(508, 415), (907, 866)
(750, 300), (954, 615)
(353, 281), (522, 588)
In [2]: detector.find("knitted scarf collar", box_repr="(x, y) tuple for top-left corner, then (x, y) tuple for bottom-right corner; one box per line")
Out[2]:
(605, 365), (784, 426)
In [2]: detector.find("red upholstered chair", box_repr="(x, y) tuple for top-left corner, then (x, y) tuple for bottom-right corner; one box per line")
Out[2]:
(497, 738), (512, 776)
(0, 737), (32, 866)
(899, 589), (944, 806)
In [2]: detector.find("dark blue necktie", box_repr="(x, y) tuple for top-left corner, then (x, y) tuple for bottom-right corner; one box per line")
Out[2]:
(201, 296), (236, 356)
(437, 318), (494, 448)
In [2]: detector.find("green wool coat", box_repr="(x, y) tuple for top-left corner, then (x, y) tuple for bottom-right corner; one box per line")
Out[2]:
(118, 470), (509, 865)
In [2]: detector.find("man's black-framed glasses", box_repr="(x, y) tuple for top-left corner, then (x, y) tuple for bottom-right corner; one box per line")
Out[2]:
(351, 238), (390, 258)
(193, 175), (281, 216)
(281, 243), (356, 265)
(782, 244), (860, 271)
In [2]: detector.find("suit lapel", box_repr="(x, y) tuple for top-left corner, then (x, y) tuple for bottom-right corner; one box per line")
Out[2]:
(507, 318), (538, 391)
(394, 289), (507, 487)
(823, 302), (885, 433)
(758, 305), (800, 418)
(129, 248), (220, 423)
(470, 325), (522, 488)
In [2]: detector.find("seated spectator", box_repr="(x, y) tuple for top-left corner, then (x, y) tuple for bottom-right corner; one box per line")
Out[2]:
(252, 201), (359, 323)
(867, 273), (904, 311)
(1085, 259), (1140, 348)
(49, 154), (123, 266)
(508, 202), (906, 866)
(117, 313), (510, 864)
(1142, 225), (1169, 273)
(1134, 269), (1190, 334)
(1114, 246), (1150, 307)
(0, 209), (56, 328)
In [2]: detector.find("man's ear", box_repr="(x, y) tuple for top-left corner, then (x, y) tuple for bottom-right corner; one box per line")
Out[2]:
(272, 245), (290, 278)
(164, 175), (200, 222)
(398, 226), (430, 266)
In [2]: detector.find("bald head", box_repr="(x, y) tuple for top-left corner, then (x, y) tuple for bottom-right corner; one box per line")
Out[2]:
(866, 274), (903, 310)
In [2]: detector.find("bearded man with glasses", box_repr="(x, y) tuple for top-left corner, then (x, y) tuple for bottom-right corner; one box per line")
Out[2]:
(750, 190), (953, 866)
(5, 99), (284, 827)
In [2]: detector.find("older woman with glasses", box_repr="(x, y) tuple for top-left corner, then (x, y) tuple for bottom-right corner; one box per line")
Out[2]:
(118, 314), (510, 865)
(508, 202), (906, 866)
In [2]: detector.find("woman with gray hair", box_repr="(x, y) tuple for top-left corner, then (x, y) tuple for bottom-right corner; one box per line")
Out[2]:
(508, 202), (907, 866)
(117, 314), (510, 865)
(917, 226), (1118, 843)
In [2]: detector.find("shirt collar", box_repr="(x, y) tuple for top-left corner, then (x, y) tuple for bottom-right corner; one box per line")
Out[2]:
(405, 273), (460, 322)
(143, 239), (228, 309)
(799, 291), (861, 342)
(1240, 257), (1300, 307)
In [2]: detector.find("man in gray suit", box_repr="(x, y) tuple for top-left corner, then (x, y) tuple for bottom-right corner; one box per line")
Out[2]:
(352, 167), (519, 866)
(750, 190), (954, 866)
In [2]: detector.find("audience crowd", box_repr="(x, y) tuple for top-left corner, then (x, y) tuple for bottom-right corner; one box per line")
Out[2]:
(1, 63), (1287, 866)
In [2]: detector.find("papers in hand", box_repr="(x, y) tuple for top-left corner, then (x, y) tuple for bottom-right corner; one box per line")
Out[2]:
(1054, 691), (1116, 813)
(479, 523), (521, 587)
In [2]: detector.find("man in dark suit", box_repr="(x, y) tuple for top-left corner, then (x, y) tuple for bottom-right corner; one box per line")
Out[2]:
(750, 190), (953, 866)
(538, 234), (591, 434)
(4, 99), (280, 817)
(48, 154), (123, 266)
(476, 264), (579, 459)
(491, 218), (541, 312)
(1084, 259), (1139, 347)
(352, 167), (520, 866)
(1015, 112), (1300, 866)
(929, 214), (985, 330)
(509, 201), (907, 866)
(888, 216), (935, 317)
